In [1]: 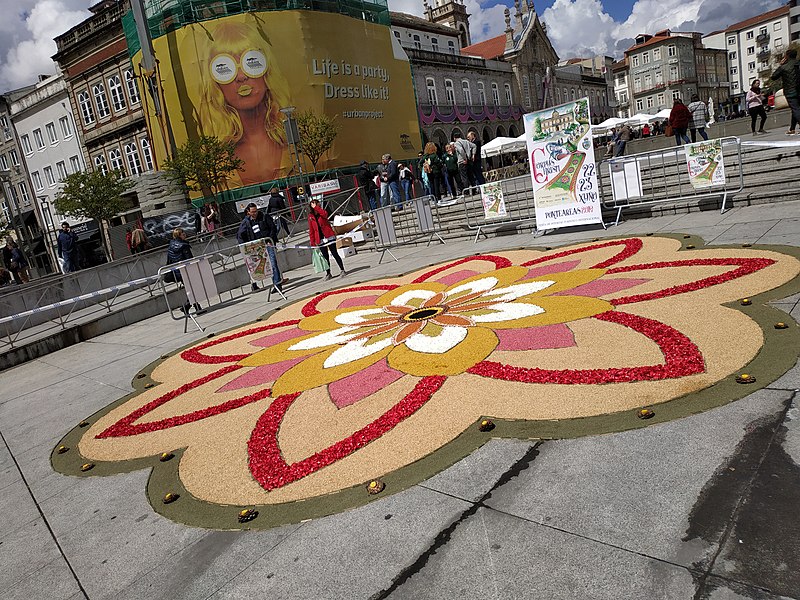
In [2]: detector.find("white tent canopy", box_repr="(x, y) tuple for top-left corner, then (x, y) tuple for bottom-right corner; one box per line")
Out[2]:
(654, 108), (672, 120)
(481, 136), (526, 158)
(626, 113), (660, 125)
(595, 117), (627, 130)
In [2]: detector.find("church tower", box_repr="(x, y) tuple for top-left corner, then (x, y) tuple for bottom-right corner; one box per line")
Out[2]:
(424, 0), (471, 48)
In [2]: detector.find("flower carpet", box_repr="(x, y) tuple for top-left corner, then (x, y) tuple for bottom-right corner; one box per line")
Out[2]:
(52, 235), (800, 529)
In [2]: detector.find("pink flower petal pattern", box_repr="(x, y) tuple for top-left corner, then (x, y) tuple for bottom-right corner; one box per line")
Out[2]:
(328, 358), (406, 408)
(523, 260), (582, 279)
(337, 295), (381, 309)
(434, 269), (480, 286)
(250, 327), (307, 348)
(554, 278), (651, 298)
(496, 324), (576, 351)
(217, 357), (306, 392)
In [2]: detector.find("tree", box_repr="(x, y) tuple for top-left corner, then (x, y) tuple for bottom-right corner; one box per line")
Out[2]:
(162, 136), (243, 203)
(296, 109), (339, 176)
(54, 169), (133, 260)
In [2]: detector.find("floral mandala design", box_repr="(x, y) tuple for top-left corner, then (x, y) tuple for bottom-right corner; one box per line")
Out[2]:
(54, 236), (800, 528)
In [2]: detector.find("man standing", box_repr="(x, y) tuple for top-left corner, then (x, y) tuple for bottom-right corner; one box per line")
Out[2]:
(356, 161), (378, 210)
(57, 222), (80, 273)
(377, 154), (401, 208)
(466, 131), (485, 185)
(615, 124), (632, 157)
(771, 48), (800, 135)
(452, 132), (476, 194)
(267, 187), (289, 237)
(237, 203), (284, 293)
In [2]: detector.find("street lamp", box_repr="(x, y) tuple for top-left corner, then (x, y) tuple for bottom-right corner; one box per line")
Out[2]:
(280, 106), (306, 188)
(38, 196), (57, 272)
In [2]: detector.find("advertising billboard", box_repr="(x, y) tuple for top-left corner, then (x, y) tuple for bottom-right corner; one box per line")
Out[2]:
(136, 11), (422, 195)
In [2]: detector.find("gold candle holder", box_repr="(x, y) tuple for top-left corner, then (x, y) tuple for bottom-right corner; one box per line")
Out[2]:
(478, 419), (495, 432)
(366, 480), (386, 495)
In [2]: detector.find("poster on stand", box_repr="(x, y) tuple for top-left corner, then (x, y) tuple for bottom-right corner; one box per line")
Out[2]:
(686, 140), (725, 189)
(479, 182), (508, 219)
(239, 240), (274, 283)
(524, 98), (602, 230)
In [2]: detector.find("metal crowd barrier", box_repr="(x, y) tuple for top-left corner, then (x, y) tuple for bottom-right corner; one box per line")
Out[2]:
(461, 175), (538, 243)
(599, 136), (744, 225)
(370, 195), (445, 263)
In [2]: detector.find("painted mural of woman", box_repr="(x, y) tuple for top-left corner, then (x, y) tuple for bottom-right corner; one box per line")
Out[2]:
(195, 20), (291, 185)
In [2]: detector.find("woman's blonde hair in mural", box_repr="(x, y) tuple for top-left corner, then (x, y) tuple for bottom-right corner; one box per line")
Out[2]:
(195, 18), (290, 148)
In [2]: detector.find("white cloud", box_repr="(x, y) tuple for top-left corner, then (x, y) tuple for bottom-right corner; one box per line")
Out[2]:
(0, 0), (89, 91)
(388, 0), (509, 43)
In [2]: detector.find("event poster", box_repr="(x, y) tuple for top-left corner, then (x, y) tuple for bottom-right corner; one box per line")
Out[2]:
(239, 240), (274, 283)
(686, 140), (725, 189)
(479, 182), (508, 219)
(524, 98), (602, 230)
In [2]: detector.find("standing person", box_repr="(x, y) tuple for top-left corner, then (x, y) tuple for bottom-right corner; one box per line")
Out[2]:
(746, 80), (768, 135)
(237, 202), (284, 292)
(642, 123), (651, 137)
(3, 239), (29, 283)
(615, 123), (632, 156)
(377, 154), (401, 208)
(687, 95), (710, 142)
(165, 228), (201, 313)
(452, 132), (475, 192)
(267, 187), (289, 237)
(466, 131), (485, 185)
(443, 143), (459, 198)
(771, 49), (800, 135)
(356, 160), (378, 210)
(307, 196), (346, 280)
(125, 228), (133, 254)
(201, 203), (221, 237)
(130, 227), (147, 254)
(57, 222), (80, 273)
(398, 162), (414, 200)
(421, 142), (443, 204)
(669, 99), (691, 145)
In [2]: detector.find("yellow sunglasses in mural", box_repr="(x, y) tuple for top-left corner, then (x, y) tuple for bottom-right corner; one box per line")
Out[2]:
(209, 49), (268, 84)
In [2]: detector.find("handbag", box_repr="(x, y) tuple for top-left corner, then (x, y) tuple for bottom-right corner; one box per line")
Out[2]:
(664, 124), (673, 137)
(774, 89), (788, 110)
(311, 248), (329, 274)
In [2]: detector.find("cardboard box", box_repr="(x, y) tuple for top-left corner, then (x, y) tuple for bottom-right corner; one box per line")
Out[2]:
(332, 215), (367, 235)
(335, 237), (356, 257)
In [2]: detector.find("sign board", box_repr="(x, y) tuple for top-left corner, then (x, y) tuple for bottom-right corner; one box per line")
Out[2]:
(479, 182), (508, 219)
(309, 179), (341, 195)
(608, 159), (643, 202)
(235, 195), (270, 214)
(524, 98), (602, 230)
(239, 240), (274, 283)
(686, 140), (725, 189)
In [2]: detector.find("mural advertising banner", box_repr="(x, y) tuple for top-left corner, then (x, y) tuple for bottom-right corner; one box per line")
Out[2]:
(523, 98), (602, 230)
(686, 139), (725, 189)
(479, 182), (507, 219)
(136, 11), (421, 195)
(240, 240), (274, 283)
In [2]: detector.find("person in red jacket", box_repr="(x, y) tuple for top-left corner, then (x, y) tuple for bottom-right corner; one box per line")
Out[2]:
(308, 197), (346, 280)
(669, 98), (691, 146)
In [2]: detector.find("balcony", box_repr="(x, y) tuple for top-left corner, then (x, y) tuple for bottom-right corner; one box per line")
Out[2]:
(758, 49), (771, 61)
(756, 32), (769, 44)
(417, 103), (524, 125)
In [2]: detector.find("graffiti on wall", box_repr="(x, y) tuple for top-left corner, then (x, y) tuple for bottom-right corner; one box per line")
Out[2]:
(142, 210), (201, 246)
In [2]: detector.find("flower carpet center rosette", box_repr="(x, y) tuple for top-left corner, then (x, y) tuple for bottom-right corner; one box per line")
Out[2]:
(51, 236), (800, 530)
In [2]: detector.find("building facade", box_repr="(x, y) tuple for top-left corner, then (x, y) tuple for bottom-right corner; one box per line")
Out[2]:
(612, 59), (630, 118)
(552, 56), (615, 122)
(791, 0), (799, 44)
(52, 0), (185, 221)
(703, 5), (790, 105)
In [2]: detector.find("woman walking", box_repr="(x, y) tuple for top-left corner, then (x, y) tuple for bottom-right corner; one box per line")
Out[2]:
(687, 94), (709, 143)
(669, 98), (691, 145)
(421, 142), (443, 203)
(308, 197), (346, 281)
(746, 80), (768, 135)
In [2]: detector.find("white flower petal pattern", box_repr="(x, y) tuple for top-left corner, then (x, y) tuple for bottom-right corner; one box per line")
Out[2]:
(483, 280), (555, 302)
(470, 302), (545, 323)
(323, 337), (394, 368)
(447, 277), (499, 298)
(405, 326), (468, 354)
(334, 308), (387, 325)
(288, 326), (359, 351)
(391, 289), (438, 307)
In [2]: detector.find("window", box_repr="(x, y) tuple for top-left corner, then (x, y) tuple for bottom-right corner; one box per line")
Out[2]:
(444, 79), (455, 104)
(108, 75), (126, 112)
(635, 99), (643, 111)
(748, 61), (756, 70)
(33, 128), (45, 150)
(653, 48), (661, 60)
(731, 66), (738, 75)
(729, 51), (737, 60)
(393, 30), (400, 39)
(657, 92), (665, 106)
(412, 34), (421, 49)
(125, 71), (140, 105)
(672, 90), (681, 100)
(759, 26), (767, 35)
(732, 81), (739, 90)
(109, 148), (124, 173)
(477, 82), (486, 105)
(774, 22), (781, 31)
(462, 80), (472, 104)
(56, 161), (68, 181)
(431, 38), (439, 52)
(426, 77), (437, 104)
(140, 138), (154, 171)
(633, 76), (641, 92)
(775, 37), (783, 48)
(504, 83), (512, 105)
(646, 96), (654, 108)
(522, 75), (530, 107)
(655, 70), (663, 84)
(642, 51), (650, 64)
(644, 73), (652, 88)
(32, 171), (43, 190)
(556, 88), (561, 103)
(669, 65), (678, 80)
(125, 143), (142, 175)
(746, 31), (754, 39)
(632, 55), (640, 67)
(18, 182), (30, 205)
(94, 154), (108, 175)
(0, 154), (6, 170)
(44, 166), (55, 186)
(570, 88), (576, 100)
(668, 45), (676, 57)
(69, 155), (81, 173)
(7, 185), (18, 208)
(21, 134), (32, 155)
(8, 149), (19, 166)
(93, 83), (110, 118)
(78, 91), (94, 125)
(491, 82), (500, 105)
(46, 122), (58, 145)
(59, 115), (72, 138)
(448, 40), (455, 54)
(747, 46), (754, 55)
(0, 115), (9, 140)
(728, 36), (736, 45)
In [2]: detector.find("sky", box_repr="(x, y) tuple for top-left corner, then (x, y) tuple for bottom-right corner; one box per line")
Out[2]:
(0, 0), (788, 91)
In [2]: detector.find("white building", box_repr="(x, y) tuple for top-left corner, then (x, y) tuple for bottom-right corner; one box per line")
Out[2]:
(10, 74), (85, 264)
(703, 5), (790, 104)
(612, 59), (630, 118)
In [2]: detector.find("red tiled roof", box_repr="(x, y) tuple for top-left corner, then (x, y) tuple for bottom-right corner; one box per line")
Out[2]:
(624, 35), (671, 54)
(725, 5), (789, 33)
(462, 35), (506, 60)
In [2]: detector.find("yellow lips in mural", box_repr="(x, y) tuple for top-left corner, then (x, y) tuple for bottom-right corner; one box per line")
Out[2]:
(237, 85), (252, 96)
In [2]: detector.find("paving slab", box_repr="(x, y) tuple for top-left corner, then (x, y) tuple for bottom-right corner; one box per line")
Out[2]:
(767, 359), (800, 391)
(38, 341), (146, 375)
(0, 361), (76, 405)
(2, 557), (81, 600)
(484, 389), (792, 570)
(704, 575), (797, 599)
(0, 517), (67, 594)
(710, 220), (781, 245)
(0, 478), (41, 538)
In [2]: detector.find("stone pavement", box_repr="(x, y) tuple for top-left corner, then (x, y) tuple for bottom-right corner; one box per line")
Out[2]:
(1, 198), (799, 600)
